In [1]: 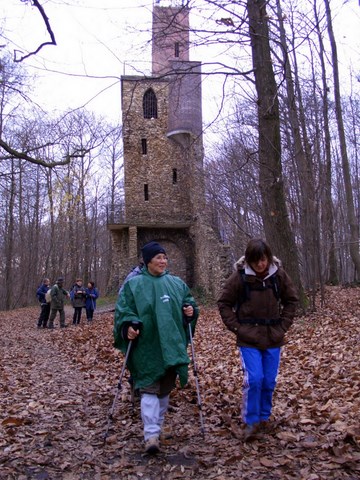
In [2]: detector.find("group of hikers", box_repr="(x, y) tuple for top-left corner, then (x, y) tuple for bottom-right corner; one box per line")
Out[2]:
(36, 277), (99, 329)
(113, 238), (299, 454)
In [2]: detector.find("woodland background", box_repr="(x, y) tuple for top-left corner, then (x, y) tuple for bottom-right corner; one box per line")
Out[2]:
(0, 0), (360, 310)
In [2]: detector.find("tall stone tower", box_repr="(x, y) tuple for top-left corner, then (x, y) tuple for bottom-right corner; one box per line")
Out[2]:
(108, 1), (230, 297)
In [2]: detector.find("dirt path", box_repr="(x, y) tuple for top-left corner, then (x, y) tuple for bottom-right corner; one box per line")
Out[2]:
(0, 308), (202, 480)
(0, 310), (111, 479)
(0, 291), (360, 479)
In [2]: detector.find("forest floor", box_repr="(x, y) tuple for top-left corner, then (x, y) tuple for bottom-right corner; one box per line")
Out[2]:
(0, 286), (359, 480)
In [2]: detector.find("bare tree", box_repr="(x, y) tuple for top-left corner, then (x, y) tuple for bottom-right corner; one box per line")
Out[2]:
(324, 0), (360, 277)
(13, 0), (56, 63)
(246, 0), (303, 297)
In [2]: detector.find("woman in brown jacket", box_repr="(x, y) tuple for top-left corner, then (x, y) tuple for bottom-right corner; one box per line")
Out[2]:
(217, 238), (298, 440)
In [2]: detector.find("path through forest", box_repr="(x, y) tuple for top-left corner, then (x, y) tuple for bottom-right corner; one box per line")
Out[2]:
(0, 287), (359, 479)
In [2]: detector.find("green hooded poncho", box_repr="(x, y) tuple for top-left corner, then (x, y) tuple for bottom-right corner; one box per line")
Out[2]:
(114, 268), (199, 389)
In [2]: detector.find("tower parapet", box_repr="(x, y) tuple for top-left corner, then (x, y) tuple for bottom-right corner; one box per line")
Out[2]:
(152, 5), (190, 76)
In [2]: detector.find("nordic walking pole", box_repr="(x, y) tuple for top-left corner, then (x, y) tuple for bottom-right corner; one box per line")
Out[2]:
(103, 322), (140, 443)
(188, 322), (205, 437)
(103, 340), (133, 443)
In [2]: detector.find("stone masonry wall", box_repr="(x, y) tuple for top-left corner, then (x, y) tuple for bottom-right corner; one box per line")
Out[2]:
(122, 77), (195, 225)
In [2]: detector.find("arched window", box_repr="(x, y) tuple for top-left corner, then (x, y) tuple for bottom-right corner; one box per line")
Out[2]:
(143, 88), (158, 119)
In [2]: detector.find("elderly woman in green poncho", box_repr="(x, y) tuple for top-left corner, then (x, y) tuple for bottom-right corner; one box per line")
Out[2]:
(114, 241), (199, 455)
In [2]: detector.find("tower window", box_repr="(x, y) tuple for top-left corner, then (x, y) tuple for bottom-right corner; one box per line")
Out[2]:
(172, 168), (178, 184)
(143, 88), (158, 119)
(174, 42), (180, 58)
(141, 138), (147, 155)
(144, 184), (149, 201)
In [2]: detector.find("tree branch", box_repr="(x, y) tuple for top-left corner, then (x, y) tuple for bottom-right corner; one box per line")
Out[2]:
(0, 138), (89, 168)
(14, 0), (56, 62)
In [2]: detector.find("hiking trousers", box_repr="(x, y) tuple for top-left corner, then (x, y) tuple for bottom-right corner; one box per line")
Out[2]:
(139, 368), (176, 441)
(239, 346), (281, 426)
(37, 303), (50, 327)
(86, 307), (95, 321)
(48, 308), (65, 328)
(141, 394), (169, 441)
(73, 307), (83, 324)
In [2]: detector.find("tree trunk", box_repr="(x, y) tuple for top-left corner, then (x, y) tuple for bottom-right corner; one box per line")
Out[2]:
(324, 0), (360, 276)
(276, 0), (320, 308)
(4, 162), (16, 310)
(247, 0), (304, 303)
(314, 0), (338, 285)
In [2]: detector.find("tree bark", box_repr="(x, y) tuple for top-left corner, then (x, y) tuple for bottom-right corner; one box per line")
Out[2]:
(324, 0), (360, 277)
(314, 0), (338, 285)
(247, 0), (304, 301)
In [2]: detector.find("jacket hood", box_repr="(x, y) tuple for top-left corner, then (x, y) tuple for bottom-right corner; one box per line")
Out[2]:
(234, 255), (282, 278)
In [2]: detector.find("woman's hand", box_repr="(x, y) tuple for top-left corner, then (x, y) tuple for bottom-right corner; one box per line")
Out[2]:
(127, 326), (140, 341)
(183, 304), (194, 318)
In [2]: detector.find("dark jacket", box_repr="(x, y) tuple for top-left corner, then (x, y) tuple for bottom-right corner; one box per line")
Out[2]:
(70, 284), (87, 308)
(36, 284), (49, 304)
(217, 256), (298, 350)
(50, 284), (69, 310)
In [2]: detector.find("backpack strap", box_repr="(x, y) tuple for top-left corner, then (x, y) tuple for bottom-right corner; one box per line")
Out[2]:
(238, 269), (280, 304)
(239, 269), (250, 303)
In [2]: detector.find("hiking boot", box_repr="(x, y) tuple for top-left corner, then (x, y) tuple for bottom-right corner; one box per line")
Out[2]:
(60, 324), (68, 328)
(243, 423), (260, 442)
(145, 435), (160, 454)
(47, 324), (54, 329)
(258, 420), (270, 433)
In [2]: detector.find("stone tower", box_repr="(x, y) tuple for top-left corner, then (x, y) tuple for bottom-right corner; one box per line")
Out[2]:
(108, 1), (230, 297)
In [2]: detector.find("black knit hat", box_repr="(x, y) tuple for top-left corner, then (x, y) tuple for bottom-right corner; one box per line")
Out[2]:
(141, 241), (166, 266)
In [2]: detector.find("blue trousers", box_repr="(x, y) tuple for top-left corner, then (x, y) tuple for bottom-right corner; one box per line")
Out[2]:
(239, 347), (281, 426)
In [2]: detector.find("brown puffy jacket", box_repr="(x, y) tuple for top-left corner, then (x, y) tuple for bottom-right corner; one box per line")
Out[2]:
(217, 258), (299, 350)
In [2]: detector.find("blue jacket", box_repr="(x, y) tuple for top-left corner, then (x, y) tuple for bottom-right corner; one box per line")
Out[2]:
(85, 287), (99, 310)
(118, 264), (143, 294)
(36, 284), (50, 304)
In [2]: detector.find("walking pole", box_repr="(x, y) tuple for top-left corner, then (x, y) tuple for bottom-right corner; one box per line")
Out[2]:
(103, 339), (133, 443)
(188, 323), (205, 437)
(103, 321), (140, 443)
(130, 380), (136, 411)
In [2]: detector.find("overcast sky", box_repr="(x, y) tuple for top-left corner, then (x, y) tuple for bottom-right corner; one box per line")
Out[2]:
(0, 0), (359, 128)
(0, 0), (156, 123)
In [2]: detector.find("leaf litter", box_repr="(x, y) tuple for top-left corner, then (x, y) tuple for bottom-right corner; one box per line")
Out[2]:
(0, 286), (359, 479)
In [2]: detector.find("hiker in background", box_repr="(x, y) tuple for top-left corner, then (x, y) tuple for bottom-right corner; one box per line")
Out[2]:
(118, 259), (145, 295)
(36, 278), (51, 328)
(85, 281), (99, 322)
(114, 241), (199, 455)
(217, 238), (298, 441)
(70, 278), (87, 325)
(48, 277), (70, 329)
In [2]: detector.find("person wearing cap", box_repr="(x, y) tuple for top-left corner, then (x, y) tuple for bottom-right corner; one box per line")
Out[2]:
(114, 241), (199, 455)
(47, 277), (70, 329)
